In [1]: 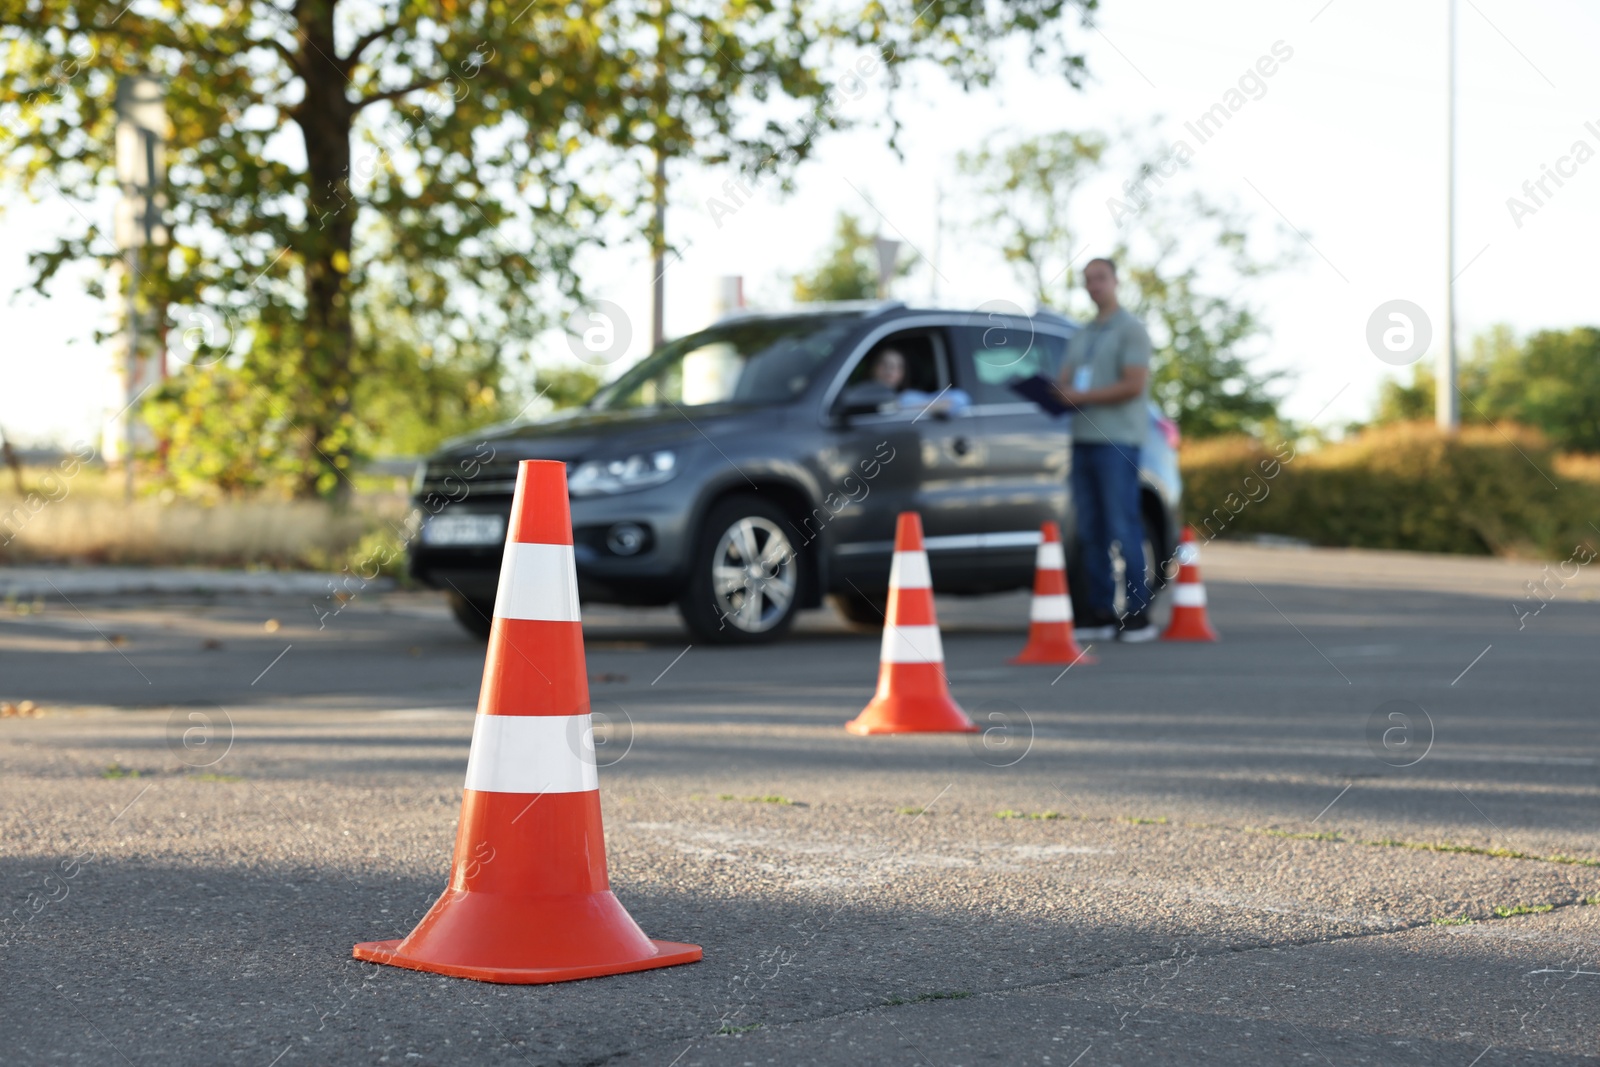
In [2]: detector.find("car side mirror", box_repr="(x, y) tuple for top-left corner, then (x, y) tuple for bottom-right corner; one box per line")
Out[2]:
(837, 381), (897, 418)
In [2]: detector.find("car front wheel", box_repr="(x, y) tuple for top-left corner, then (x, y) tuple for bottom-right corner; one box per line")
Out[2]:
(446, 590), (495, 640)
(678, 496), (802, 644)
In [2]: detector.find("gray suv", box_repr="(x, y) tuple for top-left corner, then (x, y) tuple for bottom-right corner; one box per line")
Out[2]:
(410, 302), (1182, 643)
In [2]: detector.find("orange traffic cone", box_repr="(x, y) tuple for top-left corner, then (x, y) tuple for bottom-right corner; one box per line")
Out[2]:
(354, 460), (701, 983)
(1161, 526), (1219, 642)
(846, 512), (977, 735)
(1010, 521), (1097, 666)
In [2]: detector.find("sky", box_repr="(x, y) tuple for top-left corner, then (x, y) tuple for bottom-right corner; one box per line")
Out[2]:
(4, 0), (1599, 448)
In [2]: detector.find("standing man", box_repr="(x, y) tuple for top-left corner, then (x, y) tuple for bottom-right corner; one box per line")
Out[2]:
(1056, 257), (1156, 642)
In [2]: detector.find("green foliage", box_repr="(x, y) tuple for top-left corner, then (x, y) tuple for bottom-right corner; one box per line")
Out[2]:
(1180, 423), (1600, 558)
(3, 0), (1097, 497)
(1117, 196), (1294, 440)
(1509, 327), (1600, 450)
(792, 213), (882, 302)
(531, 365), (606, 415)
(1131, 261), (1287, 439)
(1376, 325), (1600, 452)
(957, 131), (1292, 439)
(957, 130), (1107, 304)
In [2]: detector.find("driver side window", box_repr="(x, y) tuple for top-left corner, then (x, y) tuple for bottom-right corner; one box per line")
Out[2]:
(842, 330), (954, 405)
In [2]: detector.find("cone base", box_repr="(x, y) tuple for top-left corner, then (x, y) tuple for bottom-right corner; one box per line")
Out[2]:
(1009, 644), (1097, 666)
(1161, 612), (1220, 642)
(846, 693), (977, 735)
(352, 884), (700, 985)
(354, 937), (702, 985)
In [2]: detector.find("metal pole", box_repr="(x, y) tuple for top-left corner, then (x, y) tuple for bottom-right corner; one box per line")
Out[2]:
(124, 244), (138, 501)
(651, 147), (666, 351)
(1438, 0), (1459, 431)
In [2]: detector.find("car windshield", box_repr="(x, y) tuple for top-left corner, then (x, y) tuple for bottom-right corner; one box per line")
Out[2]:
(589, 315), (856, 411)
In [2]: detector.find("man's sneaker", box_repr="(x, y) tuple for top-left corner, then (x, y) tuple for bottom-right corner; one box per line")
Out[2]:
(1118, 611), (1159, 643)
(1074, 610), (1118, 642)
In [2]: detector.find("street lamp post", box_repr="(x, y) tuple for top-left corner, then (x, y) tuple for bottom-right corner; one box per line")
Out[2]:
(873, 237), (901, 300)
(113, 75), (169, 499)
(1438, 0), (1459, 431)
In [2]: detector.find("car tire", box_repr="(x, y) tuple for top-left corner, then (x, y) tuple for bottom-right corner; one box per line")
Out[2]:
(829, 589), (887, 630)
(678, 495), (803, 645)
(446, 590), (495, 640)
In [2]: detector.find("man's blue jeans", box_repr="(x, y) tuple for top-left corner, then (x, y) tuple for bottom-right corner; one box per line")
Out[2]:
(1070, 442), (1149, 619)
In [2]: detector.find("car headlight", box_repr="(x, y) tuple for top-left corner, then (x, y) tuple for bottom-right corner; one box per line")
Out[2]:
(568, 450), (677, 497)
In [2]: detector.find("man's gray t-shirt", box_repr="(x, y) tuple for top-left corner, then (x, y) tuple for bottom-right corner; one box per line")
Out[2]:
(1062, 308), (1153, 446)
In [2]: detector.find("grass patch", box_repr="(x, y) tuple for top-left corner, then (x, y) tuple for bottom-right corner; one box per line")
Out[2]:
(1121, 816), (1169, 825)
(101, 763), (141, 779)
(995, 810), (1065, 821)
(897, 806), (928, 816)
(717, 794), (799, 806)
(1430, 916), (1476, 926)
(188, 772), (242, 782)
(884, 990), (972, 1006)
(1245, 827), (1600, 868)
(0, 480), (410, 572)
(1494, 903), (1556, 918)
(715, 1023), (763, 1035)
(1251, 828), (1344, 842)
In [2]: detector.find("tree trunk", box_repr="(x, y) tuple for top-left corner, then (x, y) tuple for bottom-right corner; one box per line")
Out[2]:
(290, 0), (358, 500)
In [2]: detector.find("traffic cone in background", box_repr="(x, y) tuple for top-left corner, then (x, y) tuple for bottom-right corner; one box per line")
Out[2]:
(1010, 521), (1096, 666)
(1161, 526), (1219, 642)
(846, 512), (977, 735)
(354, 460), (701, 983)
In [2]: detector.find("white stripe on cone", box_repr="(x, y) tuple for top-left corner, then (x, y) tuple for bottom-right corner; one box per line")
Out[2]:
(493, 542), (582, 621)
(1172, 583), (1207, 607)
(1034, 542), (1065, 571)
(1029, 594), (1073, 623)
(888, 550), (932, 590)
(880, 624), (944, 664)
(463, 713), (599, 793)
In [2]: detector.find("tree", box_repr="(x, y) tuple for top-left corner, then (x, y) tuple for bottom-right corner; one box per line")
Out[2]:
(3, 1), (1097, 496)
(958, 130), (1293, 438)
(792, 211), (902, 302)
(1484, 327), (1600, 452)
(1375, 325), (1600, 452)
(1118, 196), (1292, 439)
(5, 0), (608, 496)
(956, 130), (1106, 306)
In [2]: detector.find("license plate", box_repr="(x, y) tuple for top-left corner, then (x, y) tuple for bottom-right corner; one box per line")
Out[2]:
(421, 513), (506, 546)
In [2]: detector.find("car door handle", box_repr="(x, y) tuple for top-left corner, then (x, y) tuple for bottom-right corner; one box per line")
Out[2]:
(951, 436), (970, 456)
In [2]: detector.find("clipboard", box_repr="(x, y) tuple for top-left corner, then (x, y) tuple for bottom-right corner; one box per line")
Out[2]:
(1008, 374), (1077, 416)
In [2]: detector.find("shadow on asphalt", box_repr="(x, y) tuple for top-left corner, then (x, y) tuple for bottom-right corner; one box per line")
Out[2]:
(3, 855), (1591, 1067)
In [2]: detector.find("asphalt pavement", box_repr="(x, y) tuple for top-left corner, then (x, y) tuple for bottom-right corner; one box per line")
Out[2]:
(1, 542), (1596, 1065)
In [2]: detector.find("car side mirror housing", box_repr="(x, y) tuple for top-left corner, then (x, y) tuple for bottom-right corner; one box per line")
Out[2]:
(837, 381), (897, 419)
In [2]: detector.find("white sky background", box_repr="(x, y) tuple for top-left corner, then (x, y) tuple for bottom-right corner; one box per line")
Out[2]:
(4, 0), (1598, 448)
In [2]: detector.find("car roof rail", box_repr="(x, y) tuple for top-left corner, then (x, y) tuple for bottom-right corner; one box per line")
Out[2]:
(715, 299), (904, 322)
(1031, 304), (1079, 327)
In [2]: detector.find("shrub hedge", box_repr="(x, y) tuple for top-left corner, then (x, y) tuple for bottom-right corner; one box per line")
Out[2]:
(1180, 422), (1600, 558)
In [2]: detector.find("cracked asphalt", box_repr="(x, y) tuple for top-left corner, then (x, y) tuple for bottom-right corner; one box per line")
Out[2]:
(1, 543), (1596, 1065)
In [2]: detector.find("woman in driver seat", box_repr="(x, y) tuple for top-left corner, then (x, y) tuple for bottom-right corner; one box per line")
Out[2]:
(870, 347), (972, 417)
